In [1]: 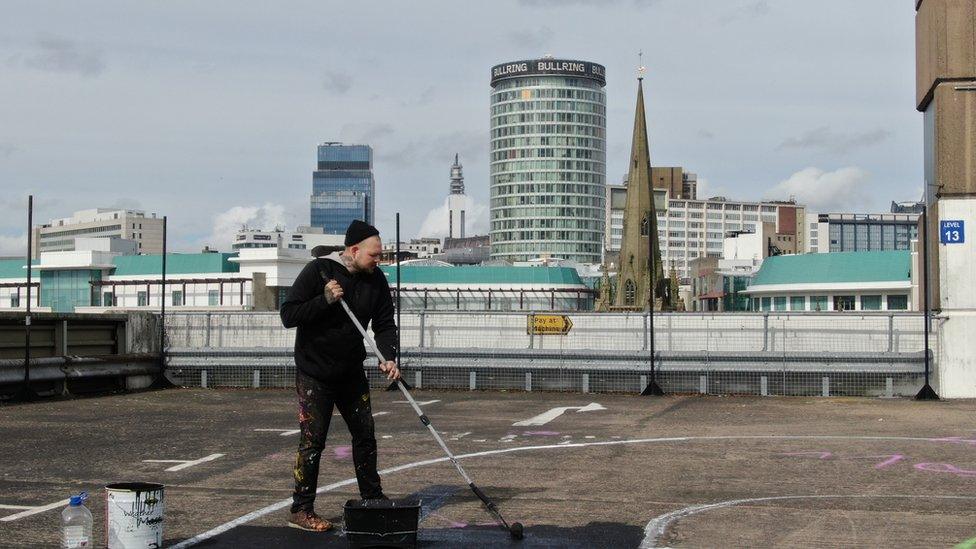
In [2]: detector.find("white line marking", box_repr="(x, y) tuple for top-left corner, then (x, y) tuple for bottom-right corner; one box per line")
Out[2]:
(394, 399), (440, 406)
(144, 453), (224, 472)
(254, 429), (300, 436)
(474, 439), (486, 442)
(639, 494), (976, 548)
(0, 505), (35, 510)
(373, 411), (389, 417)
(512, 403), (606, 426)
(585, 436), (596, 439)
(170, 434), (961, 548)
(500, 434), (517, 443)
(449, 432), (472, 441)
(0, 499), (71, 522)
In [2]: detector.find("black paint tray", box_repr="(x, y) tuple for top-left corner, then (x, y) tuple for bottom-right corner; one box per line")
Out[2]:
(342, 498), (421, 549)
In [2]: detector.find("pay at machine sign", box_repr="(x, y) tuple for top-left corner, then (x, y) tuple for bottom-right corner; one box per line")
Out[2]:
(527, 314), (574, 335)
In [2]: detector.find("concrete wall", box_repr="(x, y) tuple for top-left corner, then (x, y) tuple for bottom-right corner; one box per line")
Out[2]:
(934, 197), (976, 398)
(916, 0), (976, 110)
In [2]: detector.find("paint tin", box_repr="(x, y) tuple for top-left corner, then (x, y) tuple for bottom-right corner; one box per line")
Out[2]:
(343, 498), (421, 549)
(105, 482), (164, 548)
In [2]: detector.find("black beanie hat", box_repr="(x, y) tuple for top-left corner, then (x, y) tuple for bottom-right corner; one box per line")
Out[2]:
(344, 219), (380, 246)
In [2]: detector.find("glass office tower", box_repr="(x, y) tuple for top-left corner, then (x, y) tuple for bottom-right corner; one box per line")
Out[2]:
(489, 58), (607, 264)
(311, 143), (375, 234)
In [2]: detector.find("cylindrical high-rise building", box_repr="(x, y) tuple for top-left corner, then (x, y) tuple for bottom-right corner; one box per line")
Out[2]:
(489, 57), (607, 264)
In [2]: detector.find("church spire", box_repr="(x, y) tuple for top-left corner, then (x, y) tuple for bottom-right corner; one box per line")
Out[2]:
(613, 73), (665, 310)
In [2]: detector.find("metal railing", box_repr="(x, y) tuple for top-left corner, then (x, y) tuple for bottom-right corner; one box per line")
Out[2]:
(162, 311), (936, 397)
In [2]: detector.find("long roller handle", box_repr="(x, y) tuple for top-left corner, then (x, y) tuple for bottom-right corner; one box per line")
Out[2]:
(338, 299), (515, 533)
(338, 300), (474, 484)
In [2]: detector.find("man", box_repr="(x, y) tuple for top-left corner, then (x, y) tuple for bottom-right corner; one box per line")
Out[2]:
(279, 219), (400, 532)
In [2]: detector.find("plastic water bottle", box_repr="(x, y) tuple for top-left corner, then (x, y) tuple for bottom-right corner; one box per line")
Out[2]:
(61, 492), (92, 548)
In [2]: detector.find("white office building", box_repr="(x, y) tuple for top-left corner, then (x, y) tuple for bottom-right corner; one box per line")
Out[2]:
(33, 208), (164, 258)
(605, 187), (806, 282)
(232, 227), (344, 253)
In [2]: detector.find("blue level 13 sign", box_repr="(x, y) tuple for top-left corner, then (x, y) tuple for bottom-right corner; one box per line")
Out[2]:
(940, 220), (965, 244)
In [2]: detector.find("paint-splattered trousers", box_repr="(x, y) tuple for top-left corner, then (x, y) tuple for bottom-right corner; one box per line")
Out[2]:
(291, 369), (383, 513)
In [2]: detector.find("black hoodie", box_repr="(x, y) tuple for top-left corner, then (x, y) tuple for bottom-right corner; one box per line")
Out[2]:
(279, 251), (398, 383)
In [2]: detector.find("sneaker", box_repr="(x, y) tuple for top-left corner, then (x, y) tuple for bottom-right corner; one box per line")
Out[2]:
(288, 509), (332, 532)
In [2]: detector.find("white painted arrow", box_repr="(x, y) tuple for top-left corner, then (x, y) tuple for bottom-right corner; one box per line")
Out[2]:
(512, 403), (606, 426)
(394, 399), (440, 406)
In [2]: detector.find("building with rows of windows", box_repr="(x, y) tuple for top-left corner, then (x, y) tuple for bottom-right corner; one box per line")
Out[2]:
(31, 208), (164, 259)
(311, 143), (375, 234)
(605, 184), (805, 283)
(742, 250), (915, 312)
(489, 57), (607, 264)
(807, 212), (919, 253)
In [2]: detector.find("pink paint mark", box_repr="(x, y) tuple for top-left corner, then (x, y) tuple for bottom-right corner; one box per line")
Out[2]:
(835, 454), (907, 469)
(334, 446), (352, 460)
(781, 451), (832, 459)
(523, 431), (560, 437)
(872, 454), (906, 469)
(914, 463), (976, 478)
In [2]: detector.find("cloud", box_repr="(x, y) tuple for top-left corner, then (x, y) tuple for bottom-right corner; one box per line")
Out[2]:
(520, 0), (659, 6)
(21, 37), (105, 77)
(322, 70), (352, 94)
(417, 195), (488, 239)
(697, 129), (714, 139)
(340, 123), (396, 143)
(507, 27), (554, 50)
(376, 131), (486, 168)
(399, 86), (437, 107)
(720, 1), (771, 24)
(0, 144), (17, 158)
(0, 233), (28, 257)
(694, 177), (730, 200)
(107, 197), (144, 211)
(778, 126), (891, 155)
(199, 203), (291, 252)
(764, 166), (871, 212)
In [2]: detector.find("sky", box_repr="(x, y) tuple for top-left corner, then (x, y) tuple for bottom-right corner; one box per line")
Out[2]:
(0, 0), (922, 255)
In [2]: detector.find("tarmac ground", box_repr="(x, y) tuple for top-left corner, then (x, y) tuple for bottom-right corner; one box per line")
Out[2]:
(2, 387), (976, 548)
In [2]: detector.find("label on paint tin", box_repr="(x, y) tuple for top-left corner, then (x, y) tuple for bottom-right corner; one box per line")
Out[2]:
(105, 484), (164, 549)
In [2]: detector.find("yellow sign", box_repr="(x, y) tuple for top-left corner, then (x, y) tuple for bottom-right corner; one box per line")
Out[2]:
(527, 314), (574, 335)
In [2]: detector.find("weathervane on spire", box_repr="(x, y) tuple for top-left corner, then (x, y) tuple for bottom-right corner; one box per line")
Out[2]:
(638, 50), (646, 80)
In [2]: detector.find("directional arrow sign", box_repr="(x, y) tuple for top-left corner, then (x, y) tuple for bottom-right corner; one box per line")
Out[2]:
(527, 314), (574, 335)
(512, 402), (606, 426)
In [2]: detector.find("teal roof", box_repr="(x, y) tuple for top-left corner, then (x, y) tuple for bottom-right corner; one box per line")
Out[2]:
(751, 251), (911, 286)
(112, 253), (239, 276)
(380, 265), (583, 286)
(0, 259), (38, 279)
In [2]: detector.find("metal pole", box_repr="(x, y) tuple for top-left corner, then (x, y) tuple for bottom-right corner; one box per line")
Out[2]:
(396, 213), (401, 367)
(642, 208), (664, 396)
(388, 213), (409, 391)
(916, 206), (939, 399)
(18, 195), (36, 401)
(159, 216), (167, 373)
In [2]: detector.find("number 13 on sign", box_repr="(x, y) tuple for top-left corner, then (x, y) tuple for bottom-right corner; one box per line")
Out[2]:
(939, 220), (965, 244)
